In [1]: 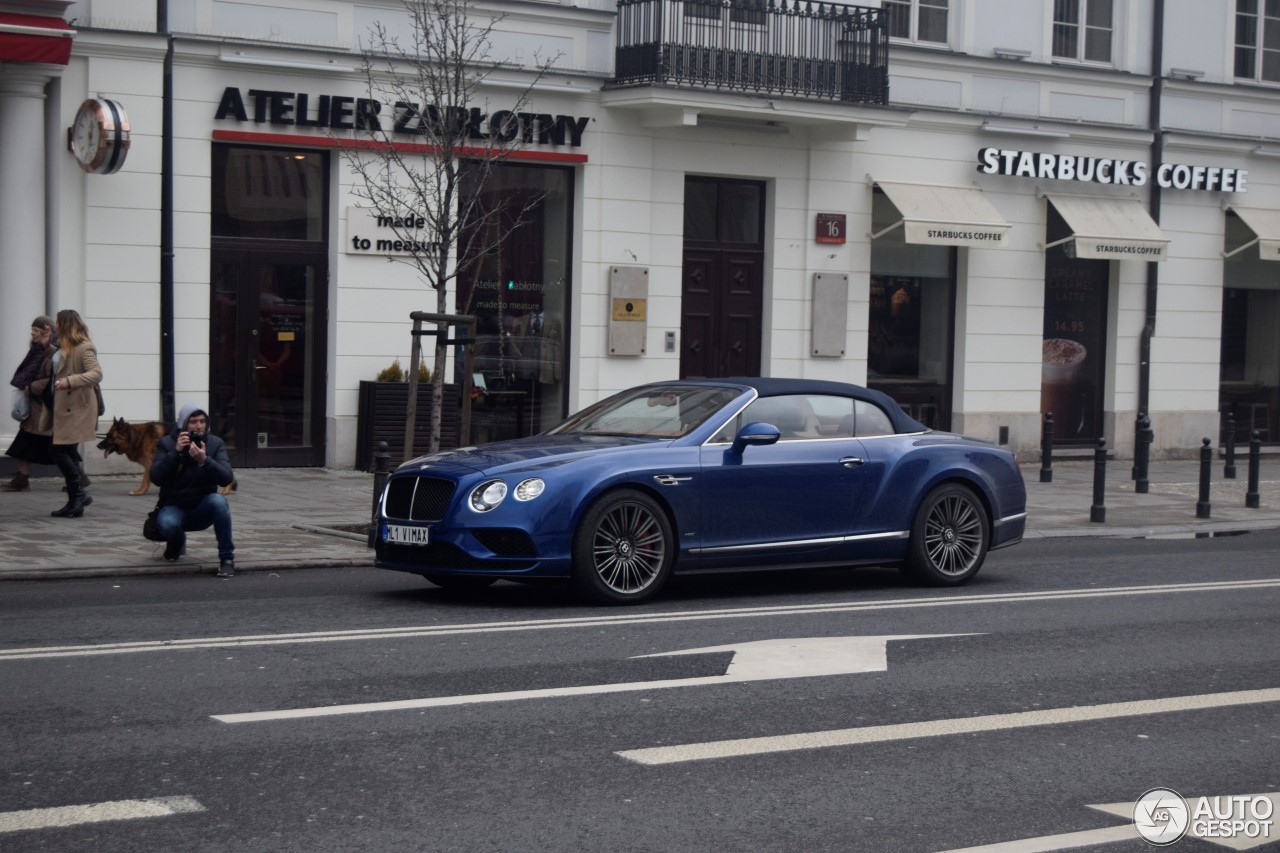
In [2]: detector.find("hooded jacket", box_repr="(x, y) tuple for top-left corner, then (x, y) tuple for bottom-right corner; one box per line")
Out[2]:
(151, 402), (235, 509)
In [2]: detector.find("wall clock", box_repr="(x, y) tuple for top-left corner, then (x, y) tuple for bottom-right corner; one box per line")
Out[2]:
(70, 98), (130, 175)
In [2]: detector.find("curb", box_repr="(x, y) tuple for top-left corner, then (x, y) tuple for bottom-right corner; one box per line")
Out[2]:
(0, 556), (376, 582)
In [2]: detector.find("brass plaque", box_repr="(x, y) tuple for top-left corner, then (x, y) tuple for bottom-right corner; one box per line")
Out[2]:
(611, 298), (646, 322)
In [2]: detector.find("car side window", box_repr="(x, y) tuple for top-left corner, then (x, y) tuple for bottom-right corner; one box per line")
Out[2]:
(712, 394), (861, 442)
(855, 400), (895, 437)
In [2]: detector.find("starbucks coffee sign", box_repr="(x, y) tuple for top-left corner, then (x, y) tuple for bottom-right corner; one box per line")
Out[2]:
(977, 148), (1248, 193)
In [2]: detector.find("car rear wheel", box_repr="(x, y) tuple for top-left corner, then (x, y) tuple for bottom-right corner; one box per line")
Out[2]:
(424, 573), (497, 592)
(902, 484), (989, 586)
(572, 489), (673, 604)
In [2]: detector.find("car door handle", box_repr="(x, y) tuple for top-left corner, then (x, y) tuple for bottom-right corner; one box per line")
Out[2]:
(840, 456), (865, 468)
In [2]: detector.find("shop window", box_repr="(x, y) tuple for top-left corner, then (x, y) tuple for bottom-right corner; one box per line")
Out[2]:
(1235, 0), (1280, 83)
(868, 190), (955, 430)
(884, 0), (949, 45)
(1220, 212), (1279, 444)
(1052, 0), (1113, 63)
(457, 164), (573, 444)
(211, 146), (325, 241)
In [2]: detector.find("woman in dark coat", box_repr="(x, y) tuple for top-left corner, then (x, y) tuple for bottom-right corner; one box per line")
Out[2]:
(2, 316), (57, 492)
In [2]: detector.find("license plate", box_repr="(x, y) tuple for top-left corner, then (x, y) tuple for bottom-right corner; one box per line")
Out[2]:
(385, 524), (430, 545)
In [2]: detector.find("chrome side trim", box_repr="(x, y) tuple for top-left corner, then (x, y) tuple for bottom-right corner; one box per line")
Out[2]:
(690, 530), (909, 555)
(995, 512), (1028, 527)
(653, 474), (693, 486)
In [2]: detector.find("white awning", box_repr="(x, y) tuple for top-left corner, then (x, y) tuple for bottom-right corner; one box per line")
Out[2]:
(871, 181), (1010, 247)
(1044, 194), (1168, 262)
(1225, 205), (1280, 260)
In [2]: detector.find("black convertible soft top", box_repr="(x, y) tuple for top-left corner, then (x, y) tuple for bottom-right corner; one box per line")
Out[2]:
(660, 377), (929, 435)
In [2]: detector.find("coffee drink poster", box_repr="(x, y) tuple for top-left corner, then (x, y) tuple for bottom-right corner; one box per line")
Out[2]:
(1041, 254), (1108, 442)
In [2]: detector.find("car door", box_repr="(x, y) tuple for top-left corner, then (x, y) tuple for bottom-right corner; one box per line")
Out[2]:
(694, 394), (873, 561)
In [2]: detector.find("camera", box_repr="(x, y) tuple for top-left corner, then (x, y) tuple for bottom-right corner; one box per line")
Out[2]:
(188, 432), (205, 447)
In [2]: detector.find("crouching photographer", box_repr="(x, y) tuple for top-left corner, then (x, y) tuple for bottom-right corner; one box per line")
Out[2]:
(150, 402), (237, 577)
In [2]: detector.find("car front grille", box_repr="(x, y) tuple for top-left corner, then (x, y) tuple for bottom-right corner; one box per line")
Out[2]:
(384, 477), (457, 522)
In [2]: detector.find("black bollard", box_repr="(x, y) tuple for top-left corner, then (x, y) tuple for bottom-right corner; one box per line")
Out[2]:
(1196, 437), (1212, 519)
(1224, 414), (1237, 479)
(1090, 437), (1106, 523)
(1246, 431), (1261, 509)
(1040, 412), (1054, 483)
(1133, 413), (1151, 494)
(368, 440), (391, 547)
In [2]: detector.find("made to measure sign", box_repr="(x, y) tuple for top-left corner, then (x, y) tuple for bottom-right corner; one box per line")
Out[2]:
(345, 207), (440, 256)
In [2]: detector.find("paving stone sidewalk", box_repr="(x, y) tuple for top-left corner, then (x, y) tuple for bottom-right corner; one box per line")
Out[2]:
(1, 458), (1278, 580)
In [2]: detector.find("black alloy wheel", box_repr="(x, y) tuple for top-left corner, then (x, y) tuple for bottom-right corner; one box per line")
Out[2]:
(902, 483), (989, 585)
(571, 489), (674, 604)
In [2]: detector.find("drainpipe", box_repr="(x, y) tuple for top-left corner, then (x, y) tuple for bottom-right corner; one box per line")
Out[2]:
(159, 0), (176, 425)
(1137, 0), (1164, 461)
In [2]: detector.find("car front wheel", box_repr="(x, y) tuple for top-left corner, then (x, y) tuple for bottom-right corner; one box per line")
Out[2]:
(572, 489), (673, 604)
(902, 484), (989, 585)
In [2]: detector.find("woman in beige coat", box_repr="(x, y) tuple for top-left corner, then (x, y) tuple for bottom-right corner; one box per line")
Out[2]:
(38, 310), (102, 517)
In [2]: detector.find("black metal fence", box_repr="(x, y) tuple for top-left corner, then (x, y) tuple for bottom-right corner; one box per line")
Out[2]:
(613, 0), (889, 104)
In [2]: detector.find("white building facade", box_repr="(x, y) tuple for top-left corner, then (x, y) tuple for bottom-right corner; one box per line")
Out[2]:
(3, 0), (1279, 472)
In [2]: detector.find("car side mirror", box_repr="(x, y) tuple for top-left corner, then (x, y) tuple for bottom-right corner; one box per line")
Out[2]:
(731, 421), (781, 454)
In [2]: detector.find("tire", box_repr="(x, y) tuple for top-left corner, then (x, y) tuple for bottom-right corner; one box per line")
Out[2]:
(901, 484), (989, 586)
(424, 574), (497, 592)
(571, 489), (674, 604)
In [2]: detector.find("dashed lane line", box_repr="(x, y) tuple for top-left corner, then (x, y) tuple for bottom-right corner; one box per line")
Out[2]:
(615, 687), (1280, 765)
(0, 796), (205, 834)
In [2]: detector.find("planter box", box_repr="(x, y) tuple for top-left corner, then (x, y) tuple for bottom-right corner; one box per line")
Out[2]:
(355, 381), (461, 471)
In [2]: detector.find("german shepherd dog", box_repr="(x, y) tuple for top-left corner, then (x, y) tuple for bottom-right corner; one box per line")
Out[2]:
(97, 417), (235, 496)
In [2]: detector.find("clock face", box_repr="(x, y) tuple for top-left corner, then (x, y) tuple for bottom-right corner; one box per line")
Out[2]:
(72, 106), (100, 165)
(69, 99), (130, 175)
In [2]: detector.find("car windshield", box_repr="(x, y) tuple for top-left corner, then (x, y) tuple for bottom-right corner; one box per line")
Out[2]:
(549, 385), (741, 438)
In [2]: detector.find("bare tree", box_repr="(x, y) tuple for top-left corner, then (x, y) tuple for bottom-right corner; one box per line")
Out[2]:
(344, 0), (559, 453)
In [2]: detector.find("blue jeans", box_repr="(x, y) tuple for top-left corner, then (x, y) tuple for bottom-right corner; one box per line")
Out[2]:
(156, 494), (235, 560)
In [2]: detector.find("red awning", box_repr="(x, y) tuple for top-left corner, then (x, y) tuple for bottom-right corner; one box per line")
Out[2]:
(0, 12), (74, 65)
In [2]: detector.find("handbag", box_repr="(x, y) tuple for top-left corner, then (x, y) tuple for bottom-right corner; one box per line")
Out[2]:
(94, 383), (105, 417)
(143, 503), (165, 542)
(10, 389), (29, 422)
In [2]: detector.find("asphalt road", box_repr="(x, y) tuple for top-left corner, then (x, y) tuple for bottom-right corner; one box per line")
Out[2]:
(2, 533), (1279, 853)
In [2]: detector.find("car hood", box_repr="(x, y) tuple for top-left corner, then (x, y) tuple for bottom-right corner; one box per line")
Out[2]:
(398, 434), (663, 476)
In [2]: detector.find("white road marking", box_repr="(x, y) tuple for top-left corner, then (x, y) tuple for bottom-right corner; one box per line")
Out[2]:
(212, 635), (963, 723)
(615, 687), (1280, 765)
(939, 792), (1280, 852)
(0, 796), (205, 834)
(2, 578), (1278, 661)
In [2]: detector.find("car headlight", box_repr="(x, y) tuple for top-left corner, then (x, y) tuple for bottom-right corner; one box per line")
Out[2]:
(513, 478), (545, 501)
(469, 480), (508, 513)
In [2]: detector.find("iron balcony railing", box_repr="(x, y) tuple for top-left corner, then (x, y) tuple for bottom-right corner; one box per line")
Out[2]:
(612, 0), (888, 104)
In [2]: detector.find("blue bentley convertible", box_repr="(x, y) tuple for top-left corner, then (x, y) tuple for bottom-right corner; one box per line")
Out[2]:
(374, 378), (1027, 604)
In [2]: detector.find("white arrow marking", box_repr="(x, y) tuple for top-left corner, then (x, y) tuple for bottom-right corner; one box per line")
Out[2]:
(211, 634), (963, 724)
(0, 796), (205, 834)
(616, 688), (1280, 765)
(938, 792), (1279, 852)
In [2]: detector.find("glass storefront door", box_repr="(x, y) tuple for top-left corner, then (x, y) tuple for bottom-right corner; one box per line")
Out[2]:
(210, 250), (327, 467)
(210, 143), (328, 466)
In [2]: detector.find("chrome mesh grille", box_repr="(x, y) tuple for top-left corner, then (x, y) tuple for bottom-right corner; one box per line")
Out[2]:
(384, 477), (457, 522)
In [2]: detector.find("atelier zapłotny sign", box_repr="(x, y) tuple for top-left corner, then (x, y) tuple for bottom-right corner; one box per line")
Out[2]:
(214, 86), (590, 147)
